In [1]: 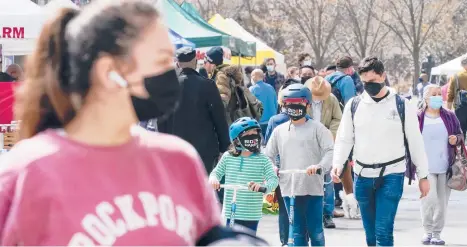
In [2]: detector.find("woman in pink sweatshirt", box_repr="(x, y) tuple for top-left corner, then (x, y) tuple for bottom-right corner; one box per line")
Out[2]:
(0, 1), (266, 246)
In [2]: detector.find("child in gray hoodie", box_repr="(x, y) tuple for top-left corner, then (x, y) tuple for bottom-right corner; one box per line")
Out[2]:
(265, 84), (334, 246)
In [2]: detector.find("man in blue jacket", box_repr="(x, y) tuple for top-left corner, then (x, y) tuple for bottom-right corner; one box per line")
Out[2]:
(325, 56), (357, 109)
(325, 56), (358, 216)
(249, 69), (278, 138)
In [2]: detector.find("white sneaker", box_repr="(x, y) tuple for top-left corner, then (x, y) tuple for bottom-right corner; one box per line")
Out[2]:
(421, 233), (432, 245)
(430, 233), (445, 245)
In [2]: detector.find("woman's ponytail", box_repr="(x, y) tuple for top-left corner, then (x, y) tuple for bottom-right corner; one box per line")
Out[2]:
(18, 8), (79, 140)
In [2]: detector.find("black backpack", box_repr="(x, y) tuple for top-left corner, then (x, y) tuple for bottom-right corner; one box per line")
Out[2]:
(350, 94), (416, 185)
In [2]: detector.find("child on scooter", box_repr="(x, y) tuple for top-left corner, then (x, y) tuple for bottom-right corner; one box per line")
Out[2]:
(265, 84), (334, 246)
(209, 117), (279, 234)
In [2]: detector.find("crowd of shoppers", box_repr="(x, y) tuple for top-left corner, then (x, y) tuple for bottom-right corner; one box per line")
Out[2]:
(1, 2), (466, 244)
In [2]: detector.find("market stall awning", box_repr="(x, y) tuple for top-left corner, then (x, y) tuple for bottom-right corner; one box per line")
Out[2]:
(169, 29), (195, 49)
(0, 0), (45, 41)
(226, 18), (284, 66)
(156, 0), (230, 49)
(180, 1), (255, 57)
(209, 14), (284, 66)
(431, 53), (467, 76)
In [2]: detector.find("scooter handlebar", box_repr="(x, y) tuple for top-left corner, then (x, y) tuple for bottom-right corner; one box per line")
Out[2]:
(220, 184), (249, 190)
(219, 184), (268, 193)
(279, 168), (322, 175)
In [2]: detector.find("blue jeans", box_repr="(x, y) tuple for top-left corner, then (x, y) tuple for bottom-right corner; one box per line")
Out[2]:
(354, 173), (404, 246)
(275, 186), (289, 245)
(260, 124), (268, 139)
(226, 219), (259, 234)
(283, 195), (325, 246)
(324, 173), (334, 217)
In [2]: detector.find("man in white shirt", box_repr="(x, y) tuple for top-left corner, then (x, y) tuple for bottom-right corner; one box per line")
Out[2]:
(331, 57), (430, 246)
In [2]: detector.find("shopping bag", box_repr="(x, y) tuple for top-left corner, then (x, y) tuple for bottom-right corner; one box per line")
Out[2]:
(262, 189), (279, 215)
(447, 144), (467, 191)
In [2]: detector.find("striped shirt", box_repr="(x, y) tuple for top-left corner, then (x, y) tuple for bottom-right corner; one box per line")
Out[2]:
(210, 152), (278, 221)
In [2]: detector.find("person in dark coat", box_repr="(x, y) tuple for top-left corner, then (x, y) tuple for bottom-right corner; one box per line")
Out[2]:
(158, 47), (230, 174)
(0, 72), (14, 82)
(198, 67), (209, 78)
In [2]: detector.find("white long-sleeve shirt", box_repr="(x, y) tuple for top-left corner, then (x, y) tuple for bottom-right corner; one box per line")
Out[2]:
(333, 90), (429, 179)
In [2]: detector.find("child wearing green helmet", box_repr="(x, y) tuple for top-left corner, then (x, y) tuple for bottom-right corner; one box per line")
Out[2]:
(209, 117), (279, 234)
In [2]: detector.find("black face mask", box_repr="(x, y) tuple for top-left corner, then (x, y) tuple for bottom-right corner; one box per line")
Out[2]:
(301, 76), (312, 84)
(363, 81), (384, 96)
(131, 69), (181, 121)
(238, 133), (261, 152)
(285, 104), (307, 121)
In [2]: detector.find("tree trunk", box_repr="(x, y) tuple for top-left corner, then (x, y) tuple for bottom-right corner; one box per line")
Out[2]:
(412, 48), (421, 91)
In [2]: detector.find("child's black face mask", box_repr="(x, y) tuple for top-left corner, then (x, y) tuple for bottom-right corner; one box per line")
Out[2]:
(285, 104), (307, 121)
(238, 134), (261, 153)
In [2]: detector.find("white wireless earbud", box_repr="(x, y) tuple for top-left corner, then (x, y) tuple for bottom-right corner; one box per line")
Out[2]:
(108, 71), (128, 88)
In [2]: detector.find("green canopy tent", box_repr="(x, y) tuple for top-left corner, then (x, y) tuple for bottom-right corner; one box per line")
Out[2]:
(156, 0), (255, 58)
(156, 0), (230, 49)
(180, 1), (256, 57)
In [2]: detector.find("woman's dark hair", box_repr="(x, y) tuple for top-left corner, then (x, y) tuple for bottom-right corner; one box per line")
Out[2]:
(227, 142), (242, 157)
(259, 62), (267, 73)
(244, 66), (255, 75)
(358, 56), (385, 76)
(18, 2), (159, 140)
(298, 53), (311, 65)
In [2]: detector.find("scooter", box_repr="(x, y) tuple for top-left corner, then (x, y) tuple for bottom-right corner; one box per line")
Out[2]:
(220, 184), (267, 228)
(279, 169), (322, 247)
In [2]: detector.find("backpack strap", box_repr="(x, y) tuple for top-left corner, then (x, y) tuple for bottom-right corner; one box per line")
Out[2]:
(395, 95), (415, 184)
(350, 96), (362, 123)
(345, 96), (362, 174)
(330, 75), (347, 87)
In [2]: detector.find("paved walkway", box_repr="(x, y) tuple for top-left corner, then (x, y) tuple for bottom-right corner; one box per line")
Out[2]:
(257, 183), (467, 246)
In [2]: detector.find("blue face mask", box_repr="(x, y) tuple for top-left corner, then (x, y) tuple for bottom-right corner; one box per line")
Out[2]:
(429, 96), (443, 109)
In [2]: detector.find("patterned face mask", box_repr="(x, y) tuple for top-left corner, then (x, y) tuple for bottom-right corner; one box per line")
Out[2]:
(285, 104), (307, 121)
(238, 134), (261, 152)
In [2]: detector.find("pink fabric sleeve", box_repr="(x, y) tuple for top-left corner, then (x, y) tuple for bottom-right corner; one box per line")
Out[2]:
(191, 155), (221, 239)
(0, 171), (17, 245)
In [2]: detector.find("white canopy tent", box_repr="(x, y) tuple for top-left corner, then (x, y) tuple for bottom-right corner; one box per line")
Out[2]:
(0, 0), (45, 70)
(43, 0), (79, 15)
(0, 0), (44, 42)
(431, 53), (467, 76)
(225, 18), (285, 66)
